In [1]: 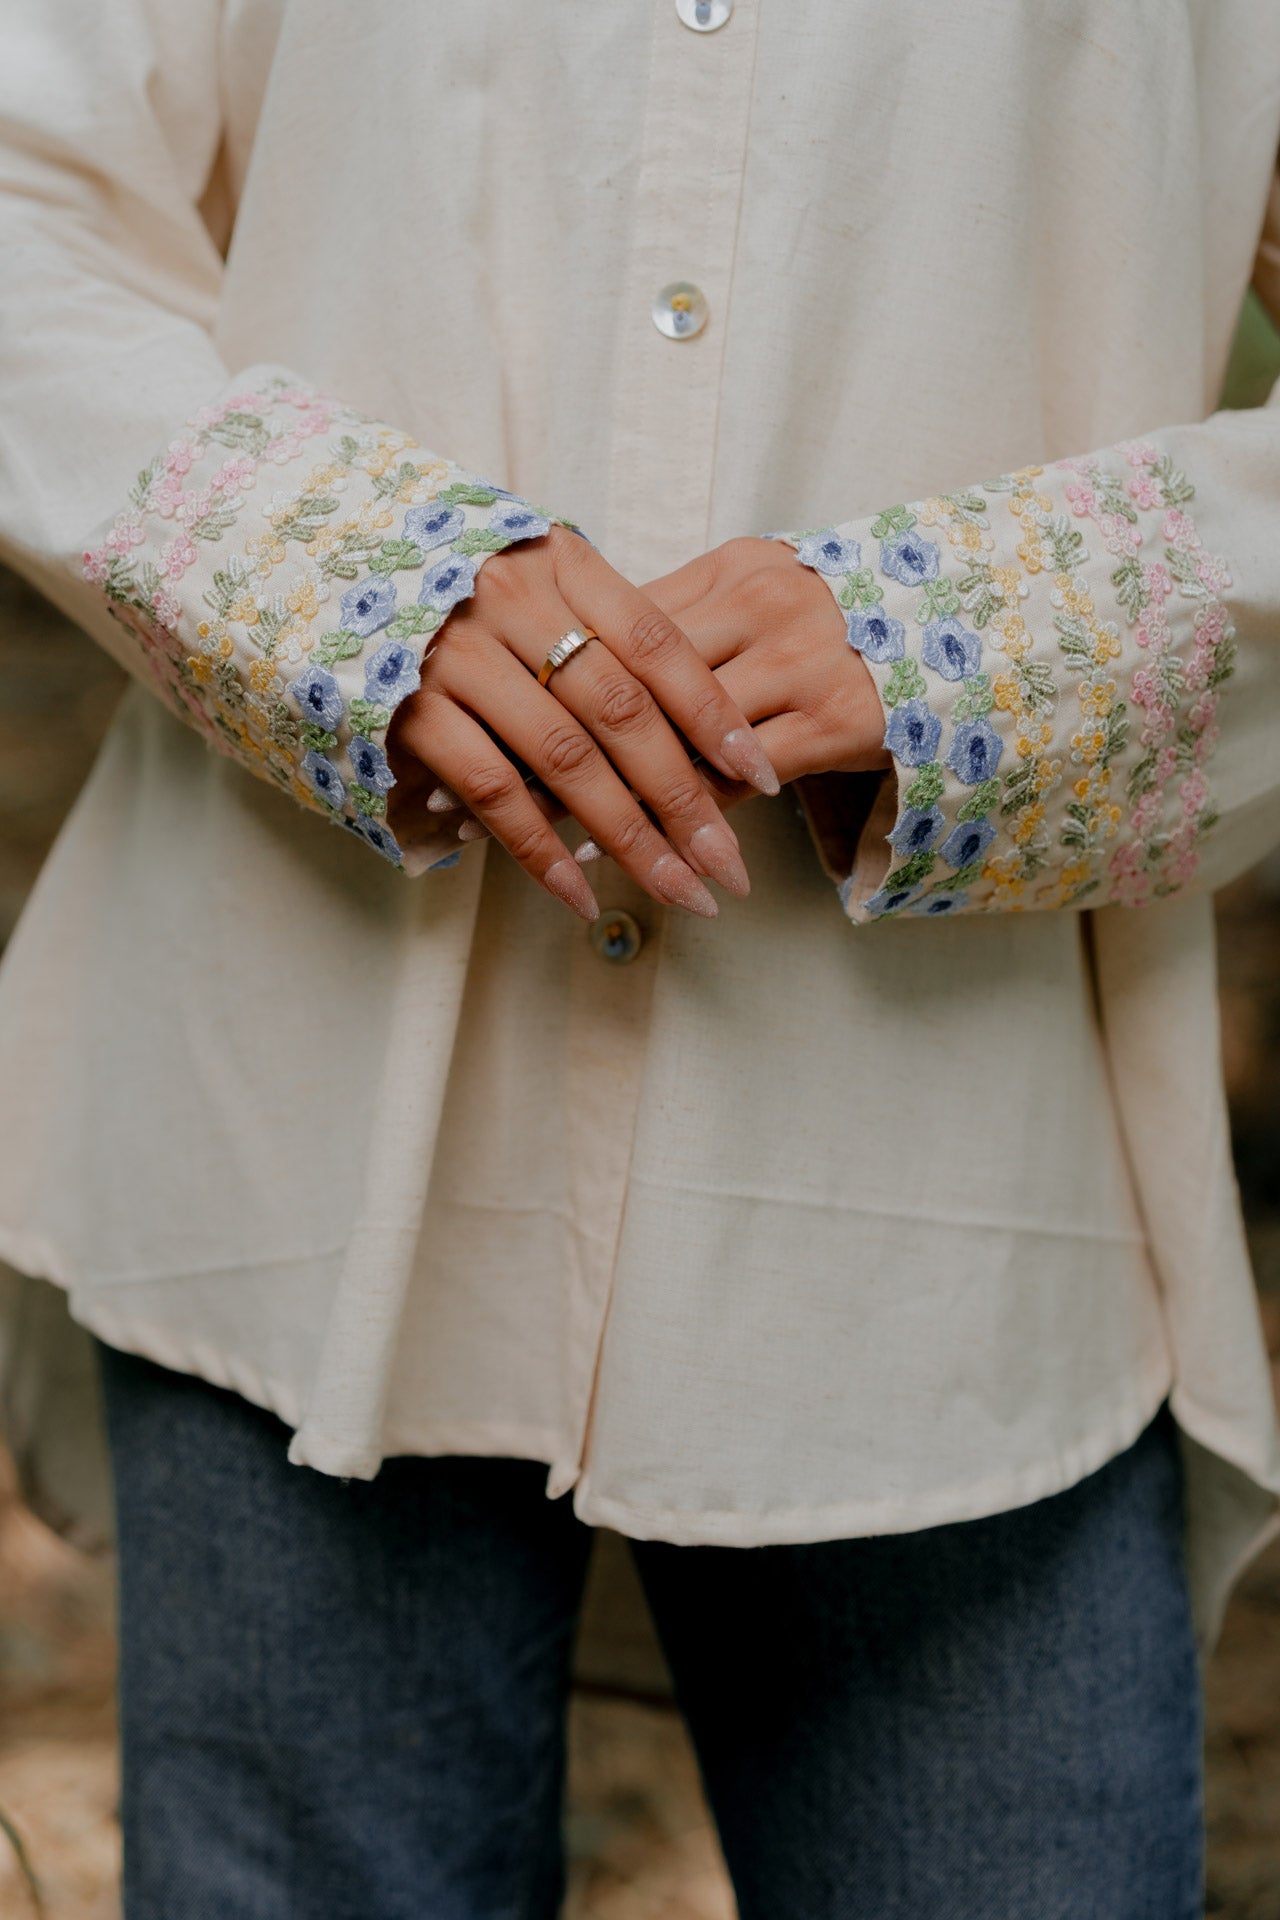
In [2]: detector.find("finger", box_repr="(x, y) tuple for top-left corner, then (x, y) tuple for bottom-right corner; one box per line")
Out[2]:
(438, 639), (726, 913)
(553, 539), (780, 796)
(393, 690), (600, 920)
(486, 592), (750, 897)
(642, 548), (720, 620)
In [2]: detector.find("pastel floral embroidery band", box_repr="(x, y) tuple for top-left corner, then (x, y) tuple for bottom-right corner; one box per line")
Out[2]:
(783, 440), (1235, 921)
(83, 370), (573, 868)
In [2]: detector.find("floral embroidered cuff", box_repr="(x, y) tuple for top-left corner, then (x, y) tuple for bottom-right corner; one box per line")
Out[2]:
(83, 367), (577, 874)
(780, 439), (1236, 921)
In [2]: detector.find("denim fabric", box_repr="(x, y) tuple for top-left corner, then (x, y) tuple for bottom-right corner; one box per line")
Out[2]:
(97, 1341), (1202, 1920)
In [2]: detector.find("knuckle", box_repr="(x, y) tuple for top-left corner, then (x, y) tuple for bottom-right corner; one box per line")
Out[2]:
(649, 775), (706, 823)
(608, 810), (653, 861)
(461, 759), (520, 811)
(621, 605), (678, 667)
(503, 821), (547, 868)
(743, 563), (800, 622)
(683, 681), (731, 737)
(540, 724), (596, 780)
(591, 674), (654, 734)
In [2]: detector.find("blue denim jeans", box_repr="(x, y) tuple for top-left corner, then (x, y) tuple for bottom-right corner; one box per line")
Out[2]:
(96, 1340), (1203, 1920)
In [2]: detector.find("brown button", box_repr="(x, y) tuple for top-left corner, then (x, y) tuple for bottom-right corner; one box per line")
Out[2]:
(589, 909), (644, 965)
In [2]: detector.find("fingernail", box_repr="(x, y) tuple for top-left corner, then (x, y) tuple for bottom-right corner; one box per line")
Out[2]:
(428, 784), (461, 813)
(458, 818), (489, 842)
(690, 822), (750, 898)
(545, 857), (600, 921)
(651, 853), (718, 919)
(719, 728), (780, 797)
(575, 839), (603, 866)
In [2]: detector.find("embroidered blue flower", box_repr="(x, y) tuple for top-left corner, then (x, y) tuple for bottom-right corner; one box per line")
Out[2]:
(348, 814), (403, 863)
(940, 819), (996, 869)
(302, 750), (345, 810)
(287, 663), (343, 730)
(429, 848), (463, 871)
(403, 502), (465, 550)
(945, 718), (1003, 785)
(340, 575), (399, 637)
(364, 638), (421, 706)
(418, 553), (478, 613)
(488, 502), (551, 542)
(921, 616), (981, 681)
(883, 697), (943, 766)
(846, 608), (905, 663)
(909, 891), (967, 916)
(797, 530), (862, 575)
(879, 532), (940, 587)
(888, 807), (945, 856)
(864, 882), (921, 916)
(349, 734), (396, 794)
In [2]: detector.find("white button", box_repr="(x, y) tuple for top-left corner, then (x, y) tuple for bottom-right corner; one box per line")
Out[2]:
(590, 910), (644, 965)
(652, 282), (709, 341)
(677, 0), (732, 29)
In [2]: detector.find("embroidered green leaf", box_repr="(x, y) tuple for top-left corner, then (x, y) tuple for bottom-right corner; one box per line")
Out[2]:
(1111, 558), (1146, 622)
(1043, 515), (1085, 574)
(1206, 633), (1237, 690)
(1152, 454), (1194, 508)
(1018, 659), (1057, 710)
(883, 658), (926, 707)
(916, 576), (961, 622)
(950, 861), (985, 887)
(894, 849), (937, 889)
(1001, 760), (1040, 816)
(903, 761), (944, 809)
(957, 776), (1001, 822)
(956, 567), (1001, 628)
(870, 505), (915, 540)
(438, 482), (500, 508)
(371, 462), (427, 500)
(942, 490), (989, 518)
(1166, 545), (1207, 597)
(837, 568), (883, 611)
(952, 673), (994, 722)
(312, 628), (366, 666)
(267, 700), (298, 748)
(1092, 469), (1138, 523)
(349, 698), (392, 734)
(1126, 747), (1160, 802)
(387, 604), (441, 641)
(351, 783), (387, 817)
(368, 538), (425, 575)
(214, 661), (245, 710)
(453, 528), (510, 556)
(300, 723), (338, 753)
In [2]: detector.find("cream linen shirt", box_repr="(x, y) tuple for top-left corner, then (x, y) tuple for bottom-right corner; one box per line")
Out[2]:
(2, 0), (1280, 1640)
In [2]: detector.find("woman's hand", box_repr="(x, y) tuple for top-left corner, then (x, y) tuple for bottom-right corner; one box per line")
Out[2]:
(386, 526), (779, 919)
(645, 537), (890, 785)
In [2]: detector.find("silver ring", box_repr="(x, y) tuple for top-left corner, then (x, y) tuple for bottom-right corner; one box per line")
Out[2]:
(537, 626), (598, 688)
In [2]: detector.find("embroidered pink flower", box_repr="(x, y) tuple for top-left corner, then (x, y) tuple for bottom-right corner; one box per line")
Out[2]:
(160, 533), (198, 580)
(211, 456), (255, 495)
(1161, 508), (1197, 550)
(150, 585), (183, 628)
(1180, 769), (1210, 817)
(1127, 473), (1160, 510)
(82, 546), (110, 584)
(1064, 481), (1098, 518)
(1122, 439), (1160, 469)
(1154, 744), (1179, 786)
(1130, 790), (1164, 837)
(1143, 561), (1172, 604)
(106, 514), (145, 557)
(165, 439), (196, 478)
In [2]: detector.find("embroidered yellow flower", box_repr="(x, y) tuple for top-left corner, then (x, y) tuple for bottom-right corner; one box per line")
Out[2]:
(227, 591), (260, 626)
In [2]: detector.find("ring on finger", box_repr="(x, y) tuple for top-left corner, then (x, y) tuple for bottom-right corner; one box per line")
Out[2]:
(537, 626), (599, 689)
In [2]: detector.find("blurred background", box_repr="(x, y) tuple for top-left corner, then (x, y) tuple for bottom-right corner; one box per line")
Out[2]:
(1, 298), (1279, 1918)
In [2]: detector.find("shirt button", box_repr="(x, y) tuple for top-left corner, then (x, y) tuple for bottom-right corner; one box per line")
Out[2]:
(677, 0), (732, 28)
(653, 282), (709, 341)
(590, 909), (644, 966)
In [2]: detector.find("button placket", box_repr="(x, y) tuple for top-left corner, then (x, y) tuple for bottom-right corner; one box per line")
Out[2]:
(677, 0), (733, 28)
(603, 0), (759, 583)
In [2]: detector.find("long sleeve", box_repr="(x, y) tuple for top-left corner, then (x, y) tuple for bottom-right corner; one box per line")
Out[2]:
(0, 0), (564, 875)
(783, 192), (1280, 924)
